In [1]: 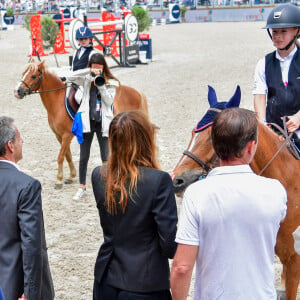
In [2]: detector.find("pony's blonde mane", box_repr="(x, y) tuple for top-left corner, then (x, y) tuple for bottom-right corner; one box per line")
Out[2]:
(22, 62), (48, 76)
(23, 62), (39, 75)
(21, 62), (63, 85)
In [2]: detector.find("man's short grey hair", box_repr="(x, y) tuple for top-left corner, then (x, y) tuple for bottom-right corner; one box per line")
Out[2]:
(0, 116), (16, 156)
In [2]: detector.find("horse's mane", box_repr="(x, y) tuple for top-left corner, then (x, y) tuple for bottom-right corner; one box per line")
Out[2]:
(256, 119), (299, 163)
(258, 119), (294, 147)
(22, 61), (63, 85)
(23, 61), (49, 75)
(23, 62), (38, 75)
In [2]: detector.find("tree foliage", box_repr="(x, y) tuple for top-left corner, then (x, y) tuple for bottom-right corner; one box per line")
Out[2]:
(23, 15), (31, 31)
(181, 5), (188, 18)
(131, 6), (152, 33)
(6, 7), (13, 17)
(41, 16), (59, 50)
(41, 16), (60, 66)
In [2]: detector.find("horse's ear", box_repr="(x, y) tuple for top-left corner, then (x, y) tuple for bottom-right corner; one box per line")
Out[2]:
(208, 85), (218, 107)
(38, 60), (45, 68)
(225, 85), (241, 108)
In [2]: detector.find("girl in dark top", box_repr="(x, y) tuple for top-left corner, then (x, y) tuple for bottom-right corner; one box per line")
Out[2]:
(72, 26), (96, 72)
(70, 26), (97, 105)
(253, 4), (300, 146)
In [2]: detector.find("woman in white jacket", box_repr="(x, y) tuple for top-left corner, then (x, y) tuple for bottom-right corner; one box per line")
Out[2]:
(66, 53), (120, 200)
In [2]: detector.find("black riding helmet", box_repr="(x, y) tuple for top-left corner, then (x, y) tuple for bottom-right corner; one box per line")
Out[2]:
(265, 3), (300, 50)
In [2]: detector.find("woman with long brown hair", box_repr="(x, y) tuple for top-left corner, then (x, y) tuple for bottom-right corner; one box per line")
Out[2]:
(92, 110), (177, 300)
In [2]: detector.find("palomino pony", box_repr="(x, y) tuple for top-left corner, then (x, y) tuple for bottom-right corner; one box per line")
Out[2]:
(172, 85), (300, 300)
(14, 60), (149, 189)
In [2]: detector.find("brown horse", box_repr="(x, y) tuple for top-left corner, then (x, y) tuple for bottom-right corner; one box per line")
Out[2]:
(14, 60), (149, 189)
(172, 86), (300, 300)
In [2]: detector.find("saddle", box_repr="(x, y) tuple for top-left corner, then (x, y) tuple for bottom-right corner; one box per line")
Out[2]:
(65, 84), (80, 120)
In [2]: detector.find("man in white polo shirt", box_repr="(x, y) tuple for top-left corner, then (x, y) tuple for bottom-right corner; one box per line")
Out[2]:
(170, 108), (287, 300)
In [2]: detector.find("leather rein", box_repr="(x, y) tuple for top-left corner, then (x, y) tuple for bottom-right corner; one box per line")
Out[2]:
(257, 118), (300, 175)
(182, 108), (298, 178)
(20, 68), (67, 95)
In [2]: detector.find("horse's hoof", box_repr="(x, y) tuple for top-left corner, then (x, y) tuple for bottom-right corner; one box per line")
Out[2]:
(276, 290), (286, 300)
(54, 183), (63, 190)
(64, 178), (73, 184)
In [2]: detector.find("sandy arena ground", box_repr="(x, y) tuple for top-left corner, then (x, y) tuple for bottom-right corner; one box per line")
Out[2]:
(0, 21), (298, 299)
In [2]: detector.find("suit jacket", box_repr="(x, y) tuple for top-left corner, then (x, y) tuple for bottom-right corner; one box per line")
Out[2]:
(91, 166), (178, 293)
(0, 161), (54, 300)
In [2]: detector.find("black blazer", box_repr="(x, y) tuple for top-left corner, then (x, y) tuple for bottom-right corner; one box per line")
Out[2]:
(92, 166), (178, 293)
(0, 161), (54, 300)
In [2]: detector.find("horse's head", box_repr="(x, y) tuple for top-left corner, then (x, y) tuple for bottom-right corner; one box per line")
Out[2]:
(172, 85), (241, 196)
(14, 59), (45, 99)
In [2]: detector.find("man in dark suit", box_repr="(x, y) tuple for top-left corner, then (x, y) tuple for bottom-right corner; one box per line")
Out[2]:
(0, 116), (54, 300)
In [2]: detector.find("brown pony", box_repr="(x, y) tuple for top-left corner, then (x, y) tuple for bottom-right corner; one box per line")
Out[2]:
(14, 60), (149, 189)
(172, 86), (300, 300)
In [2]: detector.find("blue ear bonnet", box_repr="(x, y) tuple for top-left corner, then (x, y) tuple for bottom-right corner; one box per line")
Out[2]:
(194, 85), (241, 133)
(195, 102), (228, 132)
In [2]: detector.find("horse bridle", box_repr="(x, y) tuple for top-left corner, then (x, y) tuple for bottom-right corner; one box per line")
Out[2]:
(20, 68), (67, 95)
(183, 149), (219, 179)
(20, 68), (43, 95)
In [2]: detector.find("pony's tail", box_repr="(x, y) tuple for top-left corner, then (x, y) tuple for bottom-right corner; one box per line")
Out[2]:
(139, 91), (160, 131)
(140, 91), (149, 116)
